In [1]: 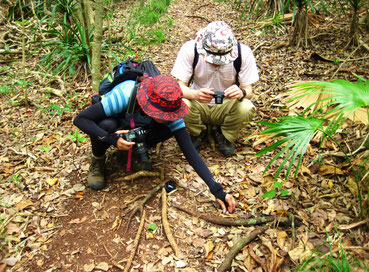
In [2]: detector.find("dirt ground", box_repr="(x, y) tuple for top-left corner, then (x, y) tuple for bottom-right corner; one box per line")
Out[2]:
(1, 0), (369, 271)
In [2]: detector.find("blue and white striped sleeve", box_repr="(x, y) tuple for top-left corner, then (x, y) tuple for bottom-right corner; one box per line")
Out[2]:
(101, 80), (135, 116)
(166, 119), (186, 132)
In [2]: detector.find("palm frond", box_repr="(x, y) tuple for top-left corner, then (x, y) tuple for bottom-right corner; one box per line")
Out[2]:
(283, 80), (369, 125)
(257, 116), (325, 180)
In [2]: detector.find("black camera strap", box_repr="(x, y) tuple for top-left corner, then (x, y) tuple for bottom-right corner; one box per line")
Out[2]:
(126, 81), (140, 115)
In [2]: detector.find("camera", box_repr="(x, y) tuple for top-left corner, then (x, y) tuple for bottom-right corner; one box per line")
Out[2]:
(118, 127), (149, 162)
(213, 91), (225, 104)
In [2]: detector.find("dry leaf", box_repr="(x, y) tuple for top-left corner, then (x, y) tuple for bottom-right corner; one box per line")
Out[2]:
(83, 263), (95, 272)
(14, 200), (34, 211)
(46, 178), (58, 186)
(288, 243), (312, 264)
(176, 260), (186, 268)
(96, 262), (109, 271)
(6, 223), (20, 235)
(68, 216), (87, 224)
(59, 229), (66, 237)
(204, 240), (214, 256)
(319, 165), (344, 176)
(277, 231), (288, 250)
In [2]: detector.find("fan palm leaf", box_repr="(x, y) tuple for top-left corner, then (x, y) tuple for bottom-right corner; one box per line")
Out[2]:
(257, 116), (324, 180)
(284, 79), (369, 125)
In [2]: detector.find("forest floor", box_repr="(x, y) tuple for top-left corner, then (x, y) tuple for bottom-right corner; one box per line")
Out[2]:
(1, 0), (369, 271)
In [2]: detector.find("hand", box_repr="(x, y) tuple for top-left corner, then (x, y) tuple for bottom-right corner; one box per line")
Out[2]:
(195, 88), (215, 103)
(216, 194), (236, 213)
(115, 130), (135, 151)
(224, 85), (243, 100)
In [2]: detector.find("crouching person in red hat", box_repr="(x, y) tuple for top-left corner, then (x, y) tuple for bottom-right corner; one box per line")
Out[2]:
(73, 75), (236, 213)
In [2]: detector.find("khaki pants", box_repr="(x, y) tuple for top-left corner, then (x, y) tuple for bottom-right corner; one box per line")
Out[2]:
(183, 98), (256, 143)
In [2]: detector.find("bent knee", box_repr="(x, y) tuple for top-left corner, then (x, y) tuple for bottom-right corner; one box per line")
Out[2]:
(238, 100), (256, 120)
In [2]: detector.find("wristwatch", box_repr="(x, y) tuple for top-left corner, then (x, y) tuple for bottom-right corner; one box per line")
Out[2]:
(240, 89), (247, 101)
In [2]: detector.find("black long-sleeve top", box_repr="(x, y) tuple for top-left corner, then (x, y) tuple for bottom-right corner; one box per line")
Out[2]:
(73, 102), (227, 203)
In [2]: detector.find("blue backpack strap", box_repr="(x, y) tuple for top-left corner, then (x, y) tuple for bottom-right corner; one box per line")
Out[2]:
(233, 43), (242, 87)
(188, 44), (199, 87)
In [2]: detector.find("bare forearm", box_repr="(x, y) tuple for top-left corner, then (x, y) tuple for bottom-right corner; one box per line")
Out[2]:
(240, 85), (253, 100)
(178, 81), (197, 100)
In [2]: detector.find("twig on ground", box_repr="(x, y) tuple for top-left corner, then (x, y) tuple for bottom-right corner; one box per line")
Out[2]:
(291, 214), (296, 250)
(103, 244), (124, 270)
(338, 218), (369, 230)
(217, 227), (268, 272)
(115, 170), (161, 182)
(323, 132), (368, 158)
(331, 43), (362, 79)
(123, 180), (166, 233)
(123, 209), (146, 272)
(185, 15), (210, 23)
(253, 41), (268, 51)
(161, 188), (181, 257)
(121, 194), (146, 211)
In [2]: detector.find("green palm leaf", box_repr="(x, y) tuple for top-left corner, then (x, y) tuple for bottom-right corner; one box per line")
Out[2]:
(289, 79), (369, 128)
(257, 116), (324, 180)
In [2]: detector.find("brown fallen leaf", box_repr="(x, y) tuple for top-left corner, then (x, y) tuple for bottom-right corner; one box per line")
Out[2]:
(68, 216), (87, 224)
(73, 192), (85, 199)
(277, 231), (288, 250)
(6, 223), (20, 235)
(59, 229), (66, 237)
(14, 200), (34, 211)
(0, 263), (6, 272)
(319, 164), (344, 176)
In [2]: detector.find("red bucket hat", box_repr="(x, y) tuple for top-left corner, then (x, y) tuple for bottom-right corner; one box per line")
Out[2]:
(137, 75), (189, 121)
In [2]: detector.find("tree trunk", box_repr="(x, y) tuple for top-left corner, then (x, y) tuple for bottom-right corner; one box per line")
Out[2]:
(91, 0), (104, 94)
(350, 11), (359, 46)
(80, 0), (91, 56)
(289, 5), (308, 47)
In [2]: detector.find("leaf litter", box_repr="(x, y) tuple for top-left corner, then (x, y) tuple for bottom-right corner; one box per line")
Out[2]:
(1, 0), (369, 271)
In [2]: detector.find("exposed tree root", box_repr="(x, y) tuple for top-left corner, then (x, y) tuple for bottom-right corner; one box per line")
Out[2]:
(115, 170), (161, 182)
(123, 180), (166, 233)
(217, 227), (268, 272)
(174, 205), (275, 226)
(123, 209), (146, 272)
(161, 188), (181, 257)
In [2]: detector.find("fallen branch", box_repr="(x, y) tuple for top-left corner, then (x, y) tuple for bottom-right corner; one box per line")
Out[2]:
(217, 227), (268, 272)
(174, 205), (275, 226)
(161, 187), (181, 257)
(123, 180), (166, 233)
(123, 209), (146, 272)
(115, 170), (161, 182)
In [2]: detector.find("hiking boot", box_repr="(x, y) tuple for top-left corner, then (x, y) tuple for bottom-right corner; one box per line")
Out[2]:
(87, 155), (106, 190)
(214, 128), (235, 157)
(191, 130), (207, 150)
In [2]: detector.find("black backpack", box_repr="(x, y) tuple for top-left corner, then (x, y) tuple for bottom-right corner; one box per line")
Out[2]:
(188, 43), (242, 87)
(91, 59), (161, 109)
